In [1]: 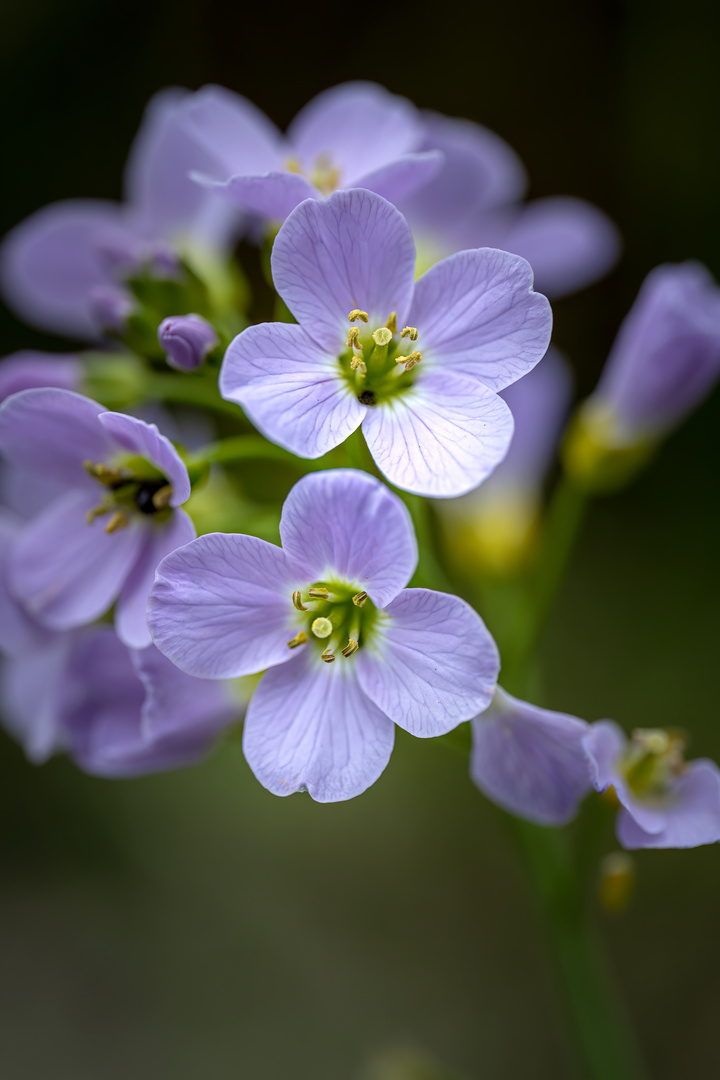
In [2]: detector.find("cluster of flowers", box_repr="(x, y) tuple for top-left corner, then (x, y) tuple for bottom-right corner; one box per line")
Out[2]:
(2, 82), (720, 849)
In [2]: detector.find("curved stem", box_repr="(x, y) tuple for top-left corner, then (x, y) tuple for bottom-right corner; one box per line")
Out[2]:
(187, 435), (338, 474)
(144, 373), (247, 420)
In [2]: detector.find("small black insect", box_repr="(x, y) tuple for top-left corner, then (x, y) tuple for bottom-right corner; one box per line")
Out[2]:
(358, 389), (376, 406)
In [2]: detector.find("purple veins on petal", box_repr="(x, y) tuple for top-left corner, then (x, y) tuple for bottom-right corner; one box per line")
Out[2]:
(470, 688), (591, 826)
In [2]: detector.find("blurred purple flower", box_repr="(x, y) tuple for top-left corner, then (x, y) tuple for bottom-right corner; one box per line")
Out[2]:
(182, 81), (443, 221)
(158, 313), (219, 371)
(438, 348), (572, 572)
(0, 351), (82, 401)
(584, 721), (720, 849)
(1, 626), (239, 776)
(587, 262), (720, 441)
(148, 469), (500, 802)
(1, 88), (241, 340)
(221, 189), (552, 497)
(400, 111), (621, 299)
(0, 388), (195, 648)
(470, 688), (592, 825)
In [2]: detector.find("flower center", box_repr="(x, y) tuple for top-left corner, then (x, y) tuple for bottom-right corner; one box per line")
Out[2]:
(340, 310), (422, 407)
(619, 728), (686, 799)
(285, 154), (341, 197)
(84, 457), (173, 533)
(286, 582), (377, 663)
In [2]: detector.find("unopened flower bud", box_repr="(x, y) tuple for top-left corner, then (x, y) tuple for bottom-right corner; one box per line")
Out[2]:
(88, 285), (135, 333)
(158, 314), (219, 372)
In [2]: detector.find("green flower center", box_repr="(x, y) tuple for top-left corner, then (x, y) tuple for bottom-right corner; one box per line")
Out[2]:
(287, 581), (379, 663)
(619, 728), (685, 799)
(338, 310), (423, 407)
(84, 455), (173, 533)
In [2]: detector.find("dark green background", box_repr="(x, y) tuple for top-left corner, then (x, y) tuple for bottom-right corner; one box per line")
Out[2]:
(2, 1), (720, 1076)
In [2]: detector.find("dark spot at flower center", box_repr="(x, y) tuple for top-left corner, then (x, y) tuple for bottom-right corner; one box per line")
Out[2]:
(358, 389), (376, 406)
(132, 479), (170, 514)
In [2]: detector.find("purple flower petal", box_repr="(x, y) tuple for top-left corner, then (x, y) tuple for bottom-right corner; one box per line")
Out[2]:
(0, 511), (51, 654)
(99, 411), (191, 505)
(279, 470), (417, 606)
(0, 199), (136, 339)
(583, 720), (625, 792)
(182, 84), (284, 177)
(354, 151), (444, 205)
(0, 351), (82, 402)
(123, 88), (242, 252)
(400, 111), (528, 230)
(10, 489), (145, 629)
(132, 644), (238, 741)
(148, 532), (296, 679)
(361, 370), (514, 498)
(356, 588), (499, 737)
(115, 509), (196, 649)
(481, 197), (622, 300)
(287, 82), (422, 184)
(615, 761), (720, 849)
(470, 689), (591, 825)
(409, 248), (553, 393)
(243, 649), (395, 801)
(1, 634), (73, 763)
(0, 388), (112, 488)
(220, 322), (364, 457)
(271, 189), (416, 352)
(192, 170), (319, 219)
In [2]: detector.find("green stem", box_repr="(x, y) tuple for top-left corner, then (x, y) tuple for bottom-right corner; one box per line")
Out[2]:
(187, 435), (338, 474)
(511, 820), (646, 1080)
(144, 373), (246, 419)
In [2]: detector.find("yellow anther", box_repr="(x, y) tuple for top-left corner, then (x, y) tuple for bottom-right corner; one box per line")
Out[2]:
(104, 509), (130, 534)
(85, 504), (109, 524)
(285, 157), (303, 175)
(403, 350), (423, 371)
(350, 357), (367, 375)
(633, 729), (670, 755)
(320, 647), (335, 664)
(348, 309), (369, 323)
(152, 484), (173, 510)
(372, 327), (392, 347)
(84, 460), (123, 485)
(347, 327), (361, 349)
(401, 326), (419, 341)
(352, 591), (368, 607)
(287, 631), (308, 649)
(341, 638), (359, 658)
(292, 590), (307, 611)
(311, 617), (333, 639)
(308, 587), (329, 600)
(385, 312), (397, 333)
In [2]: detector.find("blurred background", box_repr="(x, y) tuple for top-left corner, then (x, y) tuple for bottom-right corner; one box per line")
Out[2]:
(2, 0), (720, 1076)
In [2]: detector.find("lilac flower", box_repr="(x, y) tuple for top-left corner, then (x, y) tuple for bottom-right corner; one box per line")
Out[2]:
(183, 81), (443, 222)
(400, 111), (621, 299)
(1, 626), (240, 776)
(0, 388), (196, 648)
(158, 313), (219, 370)
(584, 722), (720, 849)
(581, 262), (720, 444)
(470, 688), (592, 825)
(148, 470), (500, 802)
(220, 189), (552, 497)
(0, 351), (82, 401)
(1, 88), (240, 339)
(437, 348), (572, 573)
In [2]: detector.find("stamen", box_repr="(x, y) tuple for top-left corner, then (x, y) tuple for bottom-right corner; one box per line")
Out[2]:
(347, 327), (361, 349)
(352, 591), (368, 607)
(84, 460), (123, 485)
(341, 638), (359, 658)
(350, 357), (367, 375)
(287, 631), (308, 649)
(372, 327), (392, 347)
(104, 509), (130, 534)
(311, 617), (333, 639)
(348, 309), (369, 323)
(308, 587), (329, 600)
(292, 590), (307, 611)
(401, 326), (419, 341)
(152, 484), (173, 510)
(320, 647), (335, 664)
(285, 157), (303, 175)
(85, 504), (109, 524)
(395, 350), (422, 372)
(385, 312), (397, 333)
